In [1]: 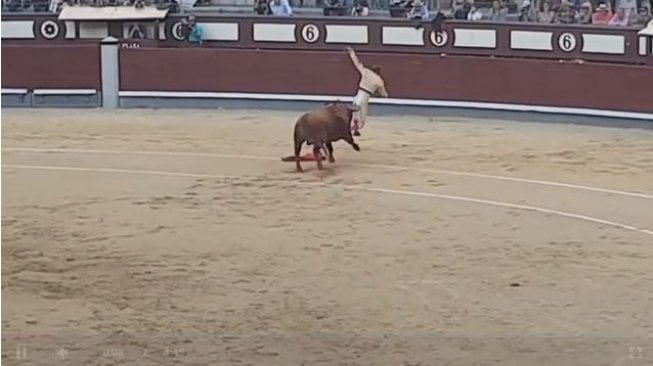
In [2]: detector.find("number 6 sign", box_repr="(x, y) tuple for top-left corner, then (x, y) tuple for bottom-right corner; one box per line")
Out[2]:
(301, 24), (320, 43)
(558, 32), (577, 52)
(430, 30), (448, 47)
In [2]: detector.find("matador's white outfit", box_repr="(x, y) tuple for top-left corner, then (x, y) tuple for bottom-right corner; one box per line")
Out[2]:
(351, 67), (388, 133)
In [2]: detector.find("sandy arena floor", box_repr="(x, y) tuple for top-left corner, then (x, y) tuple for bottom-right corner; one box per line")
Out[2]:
(1, 109), (653, 365)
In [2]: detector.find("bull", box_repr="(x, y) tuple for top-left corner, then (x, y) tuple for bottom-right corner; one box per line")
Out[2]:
(292, 102), (361, 172)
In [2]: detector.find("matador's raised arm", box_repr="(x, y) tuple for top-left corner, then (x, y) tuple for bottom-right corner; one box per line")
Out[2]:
(346, 47), (365, 74)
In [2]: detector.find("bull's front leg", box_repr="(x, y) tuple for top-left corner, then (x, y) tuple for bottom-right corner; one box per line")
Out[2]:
(344, 136), (360, 151)
(313, 146), (324, 170)
(326, 142), (335, 163)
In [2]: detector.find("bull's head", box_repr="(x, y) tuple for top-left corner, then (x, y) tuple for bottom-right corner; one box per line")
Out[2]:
(324, 100), (359, 112)
(324, 99), (342, 108)
(324, 103), (359, 129)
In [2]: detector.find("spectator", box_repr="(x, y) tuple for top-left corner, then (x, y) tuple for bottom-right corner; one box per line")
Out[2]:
(519, 0), (537, 21)
(615, 0), (637, 17)
(270, 0), (293, 15)
(547, 0), (562, 9)
(407, 0), (430, 19)
(352, 0), (370, 16)
(592, 2), (613, 23)
(454, 1), (472, 18)
(390, 0), (411, 9)
(452, 0), (467, 18)
(324, 0), (343, 15)
(631, 7), (652, 25)
(183, 14), (204, 45)
(488, 0), (508, 20)
(254, 0), (271, 14)
(577, 1), (593, 22)
(537, 0), (556, 22)
(505, 0), (519, 13)
(468, 5), (484, 19)
(609, 6), (630, 23)
(555, 0), (577, 23)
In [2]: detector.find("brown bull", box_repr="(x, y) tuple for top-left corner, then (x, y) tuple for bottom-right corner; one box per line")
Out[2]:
(293, 102), (361, 172)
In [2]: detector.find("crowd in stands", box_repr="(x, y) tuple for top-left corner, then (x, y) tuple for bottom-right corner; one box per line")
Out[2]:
(468, 0), (651, 26)
(2, 0), (200, 13)
(348, 0), (649, 26)
(255, 0), (294, 14)
(510, 0), (652, 26)
(252, 0), (651, 27)
(3, 0), (650, 28)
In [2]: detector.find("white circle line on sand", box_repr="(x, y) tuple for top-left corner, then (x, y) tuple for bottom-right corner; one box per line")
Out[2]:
(1, 164), (240, 180)
(4, 146), (653, 200)
(4, 163), (652, 237)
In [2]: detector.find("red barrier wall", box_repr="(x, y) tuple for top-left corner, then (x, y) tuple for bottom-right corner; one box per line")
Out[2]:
(1, 44), (101, 89)
(120, 48), (653, 113)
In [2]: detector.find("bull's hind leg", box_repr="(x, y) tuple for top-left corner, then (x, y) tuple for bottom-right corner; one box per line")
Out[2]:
(295, 140), (304, 172)
(326, 142), (335, 163)
(313, 146), (324, 170)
